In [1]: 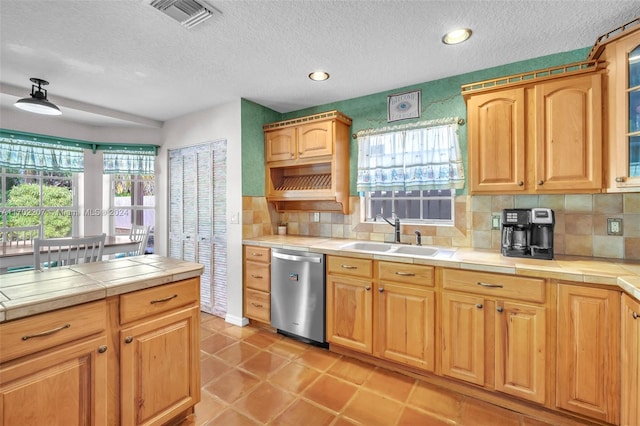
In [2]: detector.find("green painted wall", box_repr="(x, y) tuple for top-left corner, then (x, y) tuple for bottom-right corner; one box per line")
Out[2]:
(241, 47), (591, 196)
(241, 99), (281, 196)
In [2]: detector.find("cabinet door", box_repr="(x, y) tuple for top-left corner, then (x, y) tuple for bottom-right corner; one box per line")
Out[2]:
(378, 282), (435, 372)
(495, 301), (546, 404)
(621, 293), (640, 426)
(556, 284), (620, 424)
(121, 306), (200, 426)
(0, 336), (108, 426)
(265, 127), (297, 162)
(534, 74), (602, 191)
(298, 120), (333, 159)
(441, 292), (485, 385)
(326, 274), (373, 354)
(467, 88), (526, 193)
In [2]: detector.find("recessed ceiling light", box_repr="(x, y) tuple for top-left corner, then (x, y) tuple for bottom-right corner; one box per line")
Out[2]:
(309, 71), (330, 81)
(442, 28), (472, 45)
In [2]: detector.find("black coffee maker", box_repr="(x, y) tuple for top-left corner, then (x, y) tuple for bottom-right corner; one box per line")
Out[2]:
(501, 208), (554, 260)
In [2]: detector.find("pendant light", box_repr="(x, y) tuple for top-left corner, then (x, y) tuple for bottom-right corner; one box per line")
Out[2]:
(14, 78), (62, 115)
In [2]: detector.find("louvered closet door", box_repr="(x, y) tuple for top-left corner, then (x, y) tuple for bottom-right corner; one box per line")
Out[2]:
(169, 141), (227, 316)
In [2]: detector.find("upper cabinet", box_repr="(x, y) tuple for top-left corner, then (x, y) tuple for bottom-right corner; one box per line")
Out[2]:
(264, 111), (352, 213)
(591, 20), (640, 191)
(464, 63), (604, 194)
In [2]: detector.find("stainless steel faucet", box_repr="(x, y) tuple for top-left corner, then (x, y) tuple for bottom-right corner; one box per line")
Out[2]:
(415, 230), (422, 246)
(376, 213), (401, 243)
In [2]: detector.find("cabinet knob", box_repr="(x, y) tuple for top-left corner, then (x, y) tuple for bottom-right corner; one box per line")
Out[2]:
(98, 345), (108, 354)
(378, 287), (384, 293)
(476, 303), (483, 309)
(517, 181), (524, 186)
(497, 306), (504, 313)
(125, 336), (133, 344)
(365, 286), (371, 291)
(633, 312), (639, 319)
(537, 180), (544, 185)
(615, 176), (626, 183)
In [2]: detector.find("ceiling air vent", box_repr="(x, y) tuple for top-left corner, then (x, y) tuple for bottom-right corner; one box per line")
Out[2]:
(150, 0), (218, 29)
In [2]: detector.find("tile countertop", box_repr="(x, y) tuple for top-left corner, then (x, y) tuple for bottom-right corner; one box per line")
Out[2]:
(0, 255), (204, 323)
(243, 235), (640, 301)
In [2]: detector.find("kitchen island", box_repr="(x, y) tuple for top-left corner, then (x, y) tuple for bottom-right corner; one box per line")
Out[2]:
(244, 235), (640, 426)
(0, 255), (204, 426)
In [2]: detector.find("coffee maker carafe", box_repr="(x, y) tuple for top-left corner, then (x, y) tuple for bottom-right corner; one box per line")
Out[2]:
(501, 208), (554, 260)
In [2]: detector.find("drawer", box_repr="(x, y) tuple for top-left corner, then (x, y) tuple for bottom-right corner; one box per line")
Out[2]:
(0, 300), (106, 364)
(245, 289), (270, 323)
(378, 261), (434, 287)
(244, 245), (270, 264)
(327, 255), (373, 279)
(120, 277), (199, 324)
(244, 261), (270, 292)
(442, 269), (545, 303)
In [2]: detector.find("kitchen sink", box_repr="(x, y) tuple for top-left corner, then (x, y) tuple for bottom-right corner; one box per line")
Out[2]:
(339, 241), (393, 252)
(339, 241), (449, 258)
(390, 245), (439, 257)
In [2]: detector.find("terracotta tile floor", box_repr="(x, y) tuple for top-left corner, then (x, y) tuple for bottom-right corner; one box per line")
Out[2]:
(191, 314), (577, 426)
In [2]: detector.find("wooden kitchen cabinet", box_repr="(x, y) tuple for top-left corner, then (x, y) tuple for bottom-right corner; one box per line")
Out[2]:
(621, 293), (640, 426)
(326, 255), (374, 354)
(441, 269), (547, 404)
(467, 87), (526, 193)
(377, 262), (435, 371)
(119, 278), (201, 426)
(593, 23), (640, 190)
(464, 66), (603, 194)
(0, 301), (108, 426)
(264, 111), (352, 213)
(243, 245), (271, 323)
(556, 283), (620, 424)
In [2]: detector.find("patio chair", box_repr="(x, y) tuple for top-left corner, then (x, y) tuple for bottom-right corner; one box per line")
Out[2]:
(34, 233), (106, 270)
(115, 225), (150, 258)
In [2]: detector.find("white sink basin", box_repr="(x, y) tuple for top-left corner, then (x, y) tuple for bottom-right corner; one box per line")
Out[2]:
(339, 241), (448, 258)
(389, 245), (439, 257)
(339, 241), (393, 252)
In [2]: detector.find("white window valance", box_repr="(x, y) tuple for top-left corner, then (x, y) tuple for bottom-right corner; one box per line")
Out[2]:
(356, 119), (465, 192)
(0, 139), (84, 172)
(103, 151), (155, 175)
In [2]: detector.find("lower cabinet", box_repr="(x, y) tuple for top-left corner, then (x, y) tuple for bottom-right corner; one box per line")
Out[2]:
(621, 293), (640, 426)
(556, 283), (620, 424)
(441, 269), (547, 404)
(243, 245), (271, 323)
(326, 256), (435, 372)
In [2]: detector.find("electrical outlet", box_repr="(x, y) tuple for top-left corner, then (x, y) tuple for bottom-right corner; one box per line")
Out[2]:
(491, 213), (501, 230)
(607, 218), (623, 236)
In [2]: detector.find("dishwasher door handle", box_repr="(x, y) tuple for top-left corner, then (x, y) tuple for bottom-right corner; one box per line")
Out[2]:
(272, 252), (322, 263)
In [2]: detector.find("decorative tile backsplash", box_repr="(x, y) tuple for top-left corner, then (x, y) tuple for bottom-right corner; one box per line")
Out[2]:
(242, 193), (640, 260)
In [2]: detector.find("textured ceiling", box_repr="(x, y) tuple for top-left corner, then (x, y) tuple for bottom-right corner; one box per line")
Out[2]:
(1, 0), (639, 128)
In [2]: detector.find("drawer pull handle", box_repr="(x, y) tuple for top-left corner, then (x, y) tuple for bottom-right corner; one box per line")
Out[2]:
(125, 336), (134, 344)
(251, 274), (263, 279)
(497, 306), (504, 313)
(477, 282), (503, 288)
(476, 303), (483, 309)
(150, 294), (178, 304)
(633, 312), (639, 319)
(395, 271), (415, 277)
(251, 303), (263, 308)
(341, 264), (357, 269)
(98, 345), (108, 354)
(251, 253), (263, 257)
(22, 323), (71, 340)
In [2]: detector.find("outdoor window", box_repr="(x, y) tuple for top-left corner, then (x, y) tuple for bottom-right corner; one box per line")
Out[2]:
(104, 151), (156, 254)
(357, 119), (464, 224)
(0, 138), (83, 237)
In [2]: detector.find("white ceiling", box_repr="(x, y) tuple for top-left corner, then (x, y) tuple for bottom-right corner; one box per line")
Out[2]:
(1, 0), (639, 128)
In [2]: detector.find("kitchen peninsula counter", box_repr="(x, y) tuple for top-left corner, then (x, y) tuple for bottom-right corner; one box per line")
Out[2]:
(243, 235), (640, 300)
(0, 254), (204, 323)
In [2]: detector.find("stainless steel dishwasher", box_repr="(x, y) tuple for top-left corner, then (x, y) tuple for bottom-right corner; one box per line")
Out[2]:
(271, 248), (326, 345)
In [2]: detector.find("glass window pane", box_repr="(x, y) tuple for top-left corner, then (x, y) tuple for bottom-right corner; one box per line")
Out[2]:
(630, 135), (640, 177)
(43, 183), (73, 207)
(6, 183), (40, 207)
(629, 45), (640, 88)
(629, 89), (640, 133)
(43, 210), (72, 238)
